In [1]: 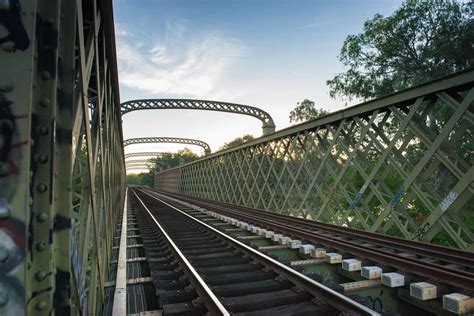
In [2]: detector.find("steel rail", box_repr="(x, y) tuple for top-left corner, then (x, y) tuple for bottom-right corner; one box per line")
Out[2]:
(150, 189), (474, 291)
(112, 188), (128, 315)
(154, 190), (474, 268)
(130, 189), (230, 316)
(137, 188), (379, 315)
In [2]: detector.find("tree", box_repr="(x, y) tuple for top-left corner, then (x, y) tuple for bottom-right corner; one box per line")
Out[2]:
(289, 99), (329, 123)
(219, 134), (255, 150)
(327, 1), (473, 101)
(149, 147), (199, 172)
(126, 172), (153, 186)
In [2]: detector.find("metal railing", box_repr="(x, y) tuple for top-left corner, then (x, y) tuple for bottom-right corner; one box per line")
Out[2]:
(156, 70), (474, 250)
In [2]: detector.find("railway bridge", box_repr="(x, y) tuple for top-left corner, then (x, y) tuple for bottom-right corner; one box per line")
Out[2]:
(0, 1), (473, 315)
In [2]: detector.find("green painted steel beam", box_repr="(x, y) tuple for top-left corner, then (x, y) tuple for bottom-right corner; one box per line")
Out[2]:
(0, 0), (125, 314)
(156, 70), (474, 250)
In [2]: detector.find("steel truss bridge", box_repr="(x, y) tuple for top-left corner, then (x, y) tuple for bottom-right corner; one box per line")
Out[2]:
(1, 1), (473, 315)
(124, 136), (211, 155)
(121, 99), (276, 135)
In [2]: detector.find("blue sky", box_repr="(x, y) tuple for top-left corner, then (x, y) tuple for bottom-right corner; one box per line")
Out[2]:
(114, 0), (401, 170)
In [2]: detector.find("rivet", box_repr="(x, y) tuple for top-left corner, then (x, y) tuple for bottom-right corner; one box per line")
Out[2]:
(0, 246), (9, 262)
(38, 126), (49, 135)
(0, 42), (15, 52)
(37, 212), (48, 222)
(36, 242), (46, 251)
(0, 292), (8, 307)
(35, 271), (47, 281)
(0, 198), (11, 218)
(36, 154), (49, 164)
(0, 81), (14, 92)
(39, 97), (51, 107)
(37, 183), (48, 193)
(36, 300), (47, 310)
(41, 71), (51, 80)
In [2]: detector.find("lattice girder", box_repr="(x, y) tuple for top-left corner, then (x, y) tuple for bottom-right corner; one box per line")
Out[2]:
(121, 99), (276, 135)
(125, 152), (164, 159)
(157, 70), (474, 250)
(124, 137), (211, 154)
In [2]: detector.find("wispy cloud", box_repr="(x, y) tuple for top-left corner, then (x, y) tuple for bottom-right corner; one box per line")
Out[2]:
(116, 21), (247, 99)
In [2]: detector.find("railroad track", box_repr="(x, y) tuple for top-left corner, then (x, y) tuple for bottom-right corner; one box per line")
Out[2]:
(147, 189), (474, 294)
(131, 188), (378, 315)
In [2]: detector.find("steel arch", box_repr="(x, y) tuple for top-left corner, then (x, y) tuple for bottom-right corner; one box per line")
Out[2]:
(120, 99), (276, 135)
(125, 152), (164, 159)
(124, 137), (211, 154)
(126, 166), (152, 171)
(125, 159), (155, 165)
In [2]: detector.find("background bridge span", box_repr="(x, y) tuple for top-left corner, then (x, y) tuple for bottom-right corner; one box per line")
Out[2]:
(155, 70), (474, 250)
(121, 99), (276, 135)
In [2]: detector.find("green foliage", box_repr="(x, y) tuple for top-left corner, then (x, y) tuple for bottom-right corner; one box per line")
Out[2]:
(289, 99), (329, 123)
(327, 1), (473, 101)
(150, 147), (200, 172)
(126, 172), (153, 186)
(219, 134), (255, 150)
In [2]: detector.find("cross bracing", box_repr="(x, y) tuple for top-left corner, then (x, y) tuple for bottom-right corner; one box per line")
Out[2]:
(124, 137), (211, 155)
(125, 159), (155, 165)
(156, 70), (474, 250)
(121, 99), (276, 135)
(125, 152), (164, 159)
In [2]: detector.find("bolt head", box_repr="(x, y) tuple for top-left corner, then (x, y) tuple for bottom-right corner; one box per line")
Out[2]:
(39, 97), (51, 107)
(35, 271), (47, 281)
(36, 300), (47, 310)
(41, 71), (51, 80)
(38, 126), (49, 135)
(37, 212), (48, 222)
(36, 242), (46, 251)
(36, 154), (49, 164)
(37, 183), (48, 193)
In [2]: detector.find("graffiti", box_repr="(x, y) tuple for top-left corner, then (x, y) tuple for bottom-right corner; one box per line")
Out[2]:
(367, 292), (383, 311)
(0, 217), (26, 315)
(390, 187), (405, 204)
(0, 0), (30, 51)
(0, 94), (15, 177)
(348, 192), (362, 210)
(439, 191), (458, 213)
(412, 222), (431, 240)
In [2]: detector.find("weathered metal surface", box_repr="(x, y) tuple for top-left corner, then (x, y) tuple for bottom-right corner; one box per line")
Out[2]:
(121, 99), (276, 135)
(0, 0), (124, 314)
(124, 137), (211, 155)
(156, 70), (474, 250)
